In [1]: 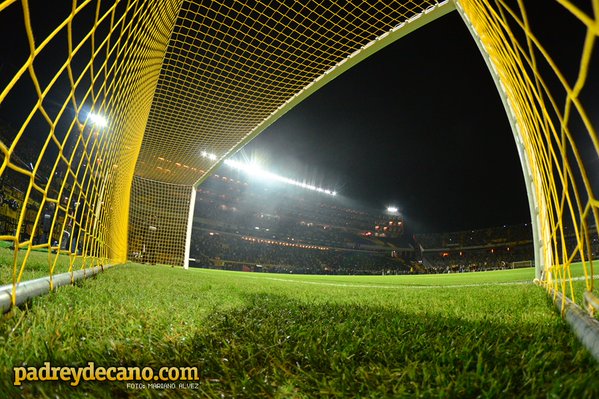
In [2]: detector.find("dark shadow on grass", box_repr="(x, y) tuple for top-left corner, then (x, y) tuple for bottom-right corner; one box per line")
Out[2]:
(192, 292), (599, 398)
(4, 292), (599, 399)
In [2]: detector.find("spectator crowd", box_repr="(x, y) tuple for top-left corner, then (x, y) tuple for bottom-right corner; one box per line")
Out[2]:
(189, 173), (599, 275)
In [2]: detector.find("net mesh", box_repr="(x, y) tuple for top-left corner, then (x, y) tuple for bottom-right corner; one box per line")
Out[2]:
(0, 0), (597, 318)
(135, 0), (443, 185)
(128, 176), (192, 266)
(456, 0), (599, 310)
(0, 0), (182, 294)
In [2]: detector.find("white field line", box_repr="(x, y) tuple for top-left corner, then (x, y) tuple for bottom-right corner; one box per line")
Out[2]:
(227, 272), (533, 289)
(194, 268), (599, 289)
(256, 277), (533, 289)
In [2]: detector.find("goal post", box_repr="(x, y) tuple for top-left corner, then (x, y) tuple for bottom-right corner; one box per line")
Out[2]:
(184, 189), (197, 269)
(512, 260), (534, 269)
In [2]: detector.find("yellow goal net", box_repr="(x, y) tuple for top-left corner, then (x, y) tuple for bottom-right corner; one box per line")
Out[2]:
(455, 0), (599, 313)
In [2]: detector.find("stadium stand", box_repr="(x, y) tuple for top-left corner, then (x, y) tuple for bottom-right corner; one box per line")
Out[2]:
(420, 244), (535, 273)
(187, 172), (413, 275)
(415, 224), (535, 273)
(415, 224), (599, 274)
(190, 229), (411, 275)
(185, 172), (549, 275)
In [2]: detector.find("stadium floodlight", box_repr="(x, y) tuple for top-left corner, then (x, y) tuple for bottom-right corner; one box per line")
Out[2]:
(200, 151), (218, 161)
(224, 158), (337, 196)
(387, 206), (399, 213)
(88, 112), (108, 128)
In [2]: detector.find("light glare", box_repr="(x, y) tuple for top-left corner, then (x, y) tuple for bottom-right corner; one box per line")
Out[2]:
(224, 159), (336, 196)
(201, 151), (218, 161)
(88, 113), (107, 128)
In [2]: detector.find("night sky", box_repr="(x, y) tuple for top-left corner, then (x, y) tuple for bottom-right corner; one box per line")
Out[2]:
(236, 11), (530, 234)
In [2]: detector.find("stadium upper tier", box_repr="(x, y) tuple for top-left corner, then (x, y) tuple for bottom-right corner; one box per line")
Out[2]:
(193, 172), (410, 251)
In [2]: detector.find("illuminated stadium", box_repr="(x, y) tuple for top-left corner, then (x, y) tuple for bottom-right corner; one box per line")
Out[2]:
(185, 167), (544, 276)
(189, 167), (413, 275)
(1, 0), (599, 397)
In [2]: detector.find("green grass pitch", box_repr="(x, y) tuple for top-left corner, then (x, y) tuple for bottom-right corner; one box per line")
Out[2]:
(0, 262), (598, 398)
